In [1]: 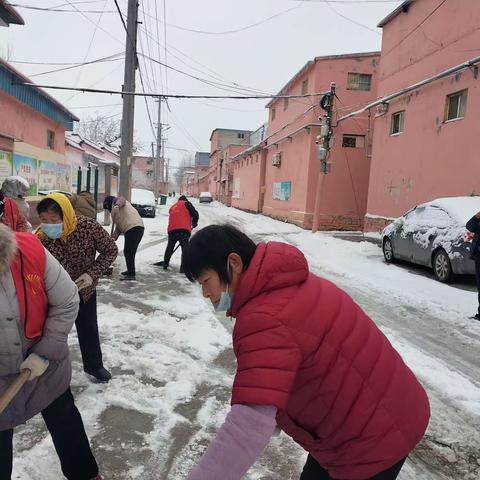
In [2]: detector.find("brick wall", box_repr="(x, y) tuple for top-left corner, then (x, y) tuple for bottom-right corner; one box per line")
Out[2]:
(364, 216), (392, 232)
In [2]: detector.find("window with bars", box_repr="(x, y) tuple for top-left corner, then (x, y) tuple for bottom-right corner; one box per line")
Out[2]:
(47, 130), (55, 149)
(342, 135), (365, 148)
(238, 133), (245, 139)
(390, 111), (405, 135)
(302, 79), (309, 95)
(347, 72), (372, 91)
(445, 89), (467, 122)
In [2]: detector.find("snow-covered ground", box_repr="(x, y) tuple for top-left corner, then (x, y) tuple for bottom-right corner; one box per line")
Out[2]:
(11, 199), (480, 479)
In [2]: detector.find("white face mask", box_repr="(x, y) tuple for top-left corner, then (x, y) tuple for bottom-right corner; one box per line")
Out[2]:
(215, 258), (233, 312)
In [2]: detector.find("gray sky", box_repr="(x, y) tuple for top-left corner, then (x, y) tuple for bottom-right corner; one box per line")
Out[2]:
(0, 0), (402, 167)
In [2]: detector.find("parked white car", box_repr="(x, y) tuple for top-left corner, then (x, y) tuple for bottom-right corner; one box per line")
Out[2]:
(382, 196), (480, 282)
(131, 188), (156, 218)
(199, 191), (213, 204)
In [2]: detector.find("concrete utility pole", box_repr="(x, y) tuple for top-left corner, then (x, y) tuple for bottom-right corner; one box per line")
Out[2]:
(155, 97), (162, 197)
(119, 0), (139, 200)
(312, 82), (336, 233)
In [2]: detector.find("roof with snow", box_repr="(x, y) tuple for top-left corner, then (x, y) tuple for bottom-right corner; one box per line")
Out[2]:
(378, 0), (414, 28)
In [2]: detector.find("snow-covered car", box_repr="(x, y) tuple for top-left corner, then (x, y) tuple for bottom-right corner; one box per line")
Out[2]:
(382, 196), (480, 283)
(199, 191), (213, 204)
(131, 188), (156, 218)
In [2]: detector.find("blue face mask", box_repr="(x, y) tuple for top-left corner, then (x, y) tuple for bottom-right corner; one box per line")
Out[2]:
(215, 258), (233, 313)
(215, 291), (232, 312)
(42, 223), (63, 239)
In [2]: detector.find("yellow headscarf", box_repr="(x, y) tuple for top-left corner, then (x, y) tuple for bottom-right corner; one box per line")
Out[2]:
(37, 192), (77, 241)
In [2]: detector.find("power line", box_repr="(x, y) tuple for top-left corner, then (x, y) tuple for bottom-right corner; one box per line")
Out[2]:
(324, 0), (381, 36)
(70, 103), (123, 109)
(21, 82), (329, 100)
(27, 52), (123, 77)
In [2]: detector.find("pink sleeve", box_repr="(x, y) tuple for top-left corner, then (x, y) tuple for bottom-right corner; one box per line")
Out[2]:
(187, 404), (277, 480)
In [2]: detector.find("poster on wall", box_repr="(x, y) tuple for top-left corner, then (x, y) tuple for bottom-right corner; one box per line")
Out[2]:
(272, 181), (291, 201)
(38, 160), (57, 191)
(13, 154), (38, 196)
(56, 163), (72, 192)
(232, 178), (240, 199)
(0, 150), (13, 185)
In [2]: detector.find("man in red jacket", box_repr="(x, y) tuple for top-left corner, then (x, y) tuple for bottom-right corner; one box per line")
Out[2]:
(154, 195), (199, 271)
(182, 225), (430, 480)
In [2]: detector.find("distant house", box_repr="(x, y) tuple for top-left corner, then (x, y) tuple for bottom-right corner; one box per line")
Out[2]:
(0, 59), (78, 197)
(365, 0), (480, 231)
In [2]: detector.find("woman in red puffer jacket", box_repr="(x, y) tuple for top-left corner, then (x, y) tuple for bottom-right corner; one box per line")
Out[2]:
(182, 225), (430, 480)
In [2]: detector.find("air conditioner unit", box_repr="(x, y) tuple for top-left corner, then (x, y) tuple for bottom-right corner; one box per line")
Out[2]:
(272, 153), (282, 167)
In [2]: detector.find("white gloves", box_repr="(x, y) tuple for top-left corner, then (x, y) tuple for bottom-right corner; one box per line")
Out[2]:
(20, 353), (49, 380)
(75, 273), (93, 291)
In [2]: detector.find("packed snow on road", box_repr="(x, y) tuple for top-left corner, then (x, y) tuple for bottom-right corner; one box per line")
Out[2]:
(11, 199), (480, 479)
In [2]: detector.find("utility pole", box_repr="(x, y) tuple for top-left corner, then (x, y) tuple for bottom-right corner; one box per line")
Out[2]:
(119, 0), (139, 200)
(155, 97), (162, 198)
(312, 82), (336, 233)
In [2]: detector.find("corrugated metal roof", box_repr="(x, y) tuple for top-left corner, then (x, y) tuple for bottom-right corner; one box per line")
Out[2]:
(0, 59), (78, 129)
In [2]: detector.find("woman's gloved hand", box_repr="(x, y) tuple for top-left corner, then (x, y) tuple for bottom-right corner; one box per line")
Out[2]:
(75, 273), (93, 290)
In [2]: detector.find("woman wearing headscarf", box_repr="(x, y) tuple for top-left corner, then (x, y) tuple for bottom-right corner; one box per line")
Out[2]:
(0, 223), (102, 480)
(37, 193), (118, 383)
(103, 195), (144, 280)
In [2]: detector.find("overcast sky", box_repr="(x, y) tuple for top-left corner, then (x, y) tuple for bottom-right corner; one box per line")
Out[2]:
(0, 0), (402, 168)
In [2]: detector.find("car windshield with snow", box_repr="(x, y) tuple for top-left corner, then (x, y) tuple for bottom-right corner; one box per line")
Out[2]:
(131, 188), (156, 218)
(382, 196), (480, 282)
(199, 191), (213, 203)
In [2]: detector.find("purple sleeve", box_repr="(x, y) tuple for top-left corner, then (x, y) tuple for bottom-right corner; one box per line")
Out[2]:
(187, 404), (277, 480)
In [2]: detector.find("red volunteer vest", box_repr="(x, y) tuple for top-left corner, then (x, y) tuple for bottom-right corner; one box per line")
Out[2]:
(3, 198), (19, 231)
(10, 233), (48, 339)
(168, 200), (192, 233)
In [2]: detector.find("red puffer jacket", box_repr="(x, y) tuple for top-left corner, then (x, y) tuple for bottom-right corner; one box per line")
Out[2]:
(230, 242), (430, 480)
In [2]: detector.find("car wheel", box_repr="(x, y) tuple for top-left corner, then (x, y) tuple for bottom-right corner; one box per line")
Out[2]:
(433, 249), (453, 283)
(382, 237), (395, 263)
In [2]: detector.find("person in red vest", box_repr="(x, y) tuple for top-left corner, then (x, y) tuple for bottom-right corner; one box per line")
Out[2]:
(0, 190), (28, 232)
(0, 223), (102, 480)
(182, 225), (430, 480)
(154, 195), (199, 271)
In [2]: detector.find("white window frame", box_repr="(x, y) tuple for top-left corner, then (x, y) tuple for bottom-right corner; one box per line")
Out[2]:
(342, 134), (366, 148)
(445, 89), (468, 122)
(390, 111), (405, 136)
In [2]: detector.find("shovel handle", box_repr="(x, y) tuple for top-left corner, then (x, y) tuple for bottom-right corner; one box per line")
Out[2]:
(0, 369), (31, 415)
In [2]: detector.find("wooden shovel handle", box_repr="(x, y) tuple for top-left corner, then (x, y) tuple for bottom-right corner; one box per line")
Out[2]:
(0, 369), (31, 415)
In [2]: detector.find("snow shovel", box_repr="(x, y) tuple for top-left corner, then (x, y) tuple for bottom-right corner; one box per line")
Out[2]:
(0, 369), (31, 415)
(153, 243), (181, 267)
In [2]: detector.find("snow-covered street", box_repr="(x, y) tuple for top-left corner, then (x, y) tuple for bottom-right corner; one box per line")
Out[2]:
(11, 199), (480, 479)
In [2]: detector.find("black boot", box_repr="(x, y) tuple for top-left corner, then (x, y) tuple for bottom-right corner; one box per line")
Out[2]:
(85, 366), (112, 383)
(153, 260), (168, 270)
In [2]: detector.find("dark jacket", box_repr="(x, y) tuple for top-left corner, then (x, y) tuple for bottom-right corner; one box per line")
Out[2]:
(466, 215), (480, 259)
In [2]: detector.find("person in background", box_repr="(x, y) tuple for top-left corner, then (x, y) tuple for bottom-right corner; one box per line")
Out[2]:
(154, 195), (198, 271)
(0, 178), (29, 232)
(37, 193), (118, 383)
(103, 195), (144, 281)
(466, 211), (480, 320)
(1, 176), (31, 220)
(70, 191), (97, 219)
(0, 223), (102, 480)
(182, 224), (430, 480)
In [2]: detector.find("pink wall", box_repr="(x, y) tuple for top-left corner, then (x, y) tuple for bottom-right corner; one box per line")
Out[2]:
(0, 91), (66, 153)
(263, 53), (380, 229)
(231, 150), (263, 212)
(366, 0), (480, 231)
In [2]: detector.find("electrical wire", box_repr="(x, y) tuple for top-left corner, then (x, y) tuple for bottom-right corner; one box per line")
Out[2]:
(324, 0), (381, 35)
(27, 52), (123, 77)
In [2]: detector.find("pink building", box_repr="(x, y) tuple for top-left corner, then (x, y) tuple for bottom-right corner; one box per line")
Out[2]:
(365, 0), (480, 231)
(262, 52), (380, 230)
(0, 59), (78, 198)
(209, 128), (252, 202)
(132, 155), (154, 191)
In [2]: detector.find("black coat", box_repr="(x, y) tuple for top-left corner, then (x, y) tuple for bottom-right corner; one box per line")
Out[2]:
(466, 215), (480, 259)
